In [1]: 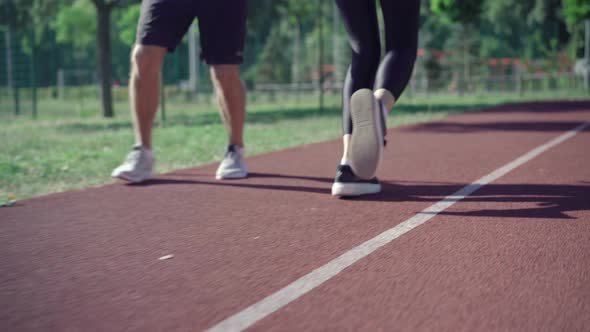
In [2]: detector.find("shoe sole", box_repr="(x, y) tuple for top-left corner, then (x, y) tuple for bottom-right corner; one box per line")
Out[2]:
(215, 170), (248, 180)
(112, 171), (152, 183)
(349, 89), (383, 180)
(331, 182), (382, 197)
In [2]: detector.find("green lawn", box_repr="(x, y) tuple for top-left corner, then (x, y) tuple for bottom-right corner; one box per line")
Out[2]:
(1, 90), (588, 203)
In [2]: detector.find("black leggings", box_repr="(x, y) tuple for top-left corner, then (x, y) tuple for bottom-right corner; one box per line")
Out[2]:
(336, 0), (421, 134)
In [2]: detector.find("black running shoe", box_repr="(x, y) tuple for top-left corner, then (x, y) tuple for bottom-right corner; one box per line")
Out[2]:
(331, 165), (381, 197)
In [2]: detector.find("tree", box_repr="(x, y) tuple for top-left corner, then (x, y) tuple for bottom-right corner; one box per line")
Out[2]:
(563, 0), (590, 89)
(431, 0), (483, 94)
(242, 0), (318, 85)
(562, 0), (590, 58)
(482, 0), (568, 60)
(418, 1), (452, 91)
(116, 3), (140, 46)
(278, 0), (316, 85)
(51, 0), (125, 117)
(1, 0), (66, 116)
(55, 0), (130, 117)
(430, 0), (482, 24)
(563, 0), (590, 27)
(52, 0), (96, 50)
(0, 0), (66, 35)
(90, 0), (122, 118)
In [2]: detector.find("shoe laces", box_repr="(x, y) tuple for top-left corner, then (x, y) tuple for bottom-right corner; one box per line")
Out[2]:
(224, 145), (241, 160)
(125, 148), (143, 163)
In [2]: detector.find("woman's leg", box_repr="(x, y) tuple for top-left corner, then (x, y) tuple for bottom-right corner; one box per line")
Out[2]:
(335, 0), (381, 138)
(375, 0), (421, 111)
(332, 0), (383, 197)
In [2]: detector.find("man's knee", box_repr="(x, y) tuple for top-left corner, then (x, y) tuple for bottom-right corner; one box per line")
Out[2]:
(131, 45), (166, 77)
(210, 65), (241, 89)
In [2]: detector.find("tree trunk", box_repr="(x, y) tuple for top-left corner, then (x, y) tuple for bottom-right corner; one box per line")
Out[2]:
(332, 2), (342, 85)
(585, 19), (590, 92)
(31, 29), (37, 119)
(188, 22), (199, 98)
(291, 23), (300, 84)
(318, 1), (324, 112)
(462, 26), (469, 96)
(96, 3), (114, 117)
(292, 21), (301, 103)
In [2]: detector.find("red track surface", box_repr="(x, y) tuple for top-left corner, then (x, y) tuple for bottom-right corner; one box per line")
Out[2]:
(1, 101), (589, 331)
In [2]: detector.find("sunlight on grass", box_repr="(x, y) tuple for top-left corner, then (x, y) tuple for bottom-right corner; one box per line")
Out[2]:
(1, 91), (588, 200)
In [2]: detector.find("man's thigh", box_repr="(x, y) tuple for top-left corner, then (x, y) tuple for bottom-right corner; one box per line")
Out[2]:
(136, 0), (197, 52)
(197, 0), (248, 65)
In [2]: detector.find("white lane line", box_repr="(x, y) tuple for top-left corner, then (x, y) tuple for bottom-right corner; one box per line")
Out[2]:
(207, 122), (590, 332)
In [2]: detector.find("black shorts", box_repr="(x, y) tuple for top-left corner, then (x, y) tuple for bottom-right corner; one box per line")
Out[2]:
(136, 0), (247, 64)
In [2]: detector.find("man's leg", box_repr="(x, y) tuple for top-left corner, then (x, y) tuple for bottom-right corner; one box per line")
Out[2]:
(210, 64), (246, 148)
(197, 0), (249, 179)
(130, 45), (167, 150)
(112, 0), (195, 183)
(210, 64), (248, 179)
(110, 45), (165, 183)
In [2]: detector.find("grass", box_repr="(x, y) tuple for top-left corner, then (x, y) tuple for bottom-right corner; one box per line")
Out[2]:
(1, 90), (588, 202)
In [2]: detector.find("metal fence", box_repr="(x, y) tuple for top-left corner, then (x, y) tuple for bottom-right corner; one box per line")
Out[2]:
(1, 71), (586, 119)
(249, 72), (585, 103)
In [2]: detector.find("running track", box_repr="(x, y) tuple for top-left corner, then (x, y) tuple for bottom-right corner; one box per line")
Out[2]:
(1, 101), (589, 331)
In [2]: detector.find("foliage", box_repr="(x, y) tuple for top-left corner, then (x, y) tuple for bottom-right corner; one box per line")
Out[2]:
(563, 0), (590, 27)
(430, 0), (482, 24)
(52, 0), (96, 50)
(0, 0), (66, 31)
(1, 0), (583, 103)
(116, 3), (140, 46)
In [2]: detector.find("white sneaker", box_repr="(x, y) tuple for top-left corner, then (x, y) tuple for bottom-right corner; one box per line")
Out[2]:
(215, 145), (248, 180)
(111, 145), (154, 183)
(349, 89), (385, 180)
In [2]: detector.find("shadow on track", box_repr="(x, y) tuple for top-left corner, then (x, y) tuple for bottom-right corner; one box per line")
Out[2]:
(129, 173), (590, 220)
(484, 100), (590, 114)
(131, 172), (332, 195)
(404, 101), (590, 133)
(404, 121), (590, 133)
(364, 181), (590, 220)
